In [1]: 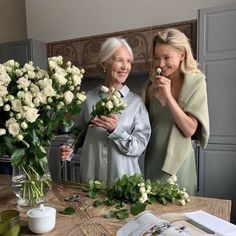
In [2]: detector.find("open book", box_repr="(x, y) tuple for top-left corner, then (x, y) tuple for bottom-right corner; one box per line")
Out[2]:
(116, 210), (236, 236)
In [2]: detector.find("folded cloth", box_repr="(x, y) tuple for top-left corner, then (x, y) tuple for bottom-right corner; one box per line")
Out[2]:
(162, 72), (210, 175)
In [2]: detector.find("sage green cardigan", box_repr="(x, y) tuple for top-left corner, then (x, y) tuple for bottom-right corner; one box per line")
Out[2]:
(142, 72), (210, 176)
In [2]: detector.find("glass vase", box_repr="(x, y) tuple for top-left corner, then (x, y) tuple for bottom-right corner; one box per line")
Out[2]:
(11, 161), (52, 206)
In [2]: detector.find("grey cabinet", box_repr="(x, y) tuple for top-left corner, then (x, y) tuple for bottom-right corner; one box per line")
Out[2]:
(198, 3), (236, 223)
(48, 135), (81, 182)
(0, 39), (47, 69)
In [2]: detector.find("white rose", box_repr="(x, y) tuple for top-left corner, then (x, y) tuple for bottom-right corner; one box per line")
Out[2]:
(72, 75), (81, 86)
(55, 66), (67, 77)
(11, 99), (23, 112)
(36, 92), (47, 104)
(70, 66), (81, 76)
(23, 62), (35, 72)
(0, 85), (8, 97)
(114, 90), (121, 98)
(3, 59), (15, 67)
(80, 68), (85, 74)
(16, 134), (24, 141)
(27, 70), (35, 79)
(43, 86), (56, 97)
(21, 122), (28, 129)
(24, 91), (34, 107)
(37, 77), (53, 88)
(64, 91), (74, 104)
(30, 84), (40, 95)
(139, 187), (146, 193)
(3, 104), (10, 111)
(0, 97), (4, 107)
(17, 76), (31, 89)
(106, 100), (113, 110)
(0, 128), (6, 135)
(25, 108), (39, 123)
(53, 73), (67, 86)
(112, 95), (119, 105)
(8, 122), (20, 137)
(100, 85), (109, 93)
(15, 69), (23, 77)
(48, 61), (58, 70)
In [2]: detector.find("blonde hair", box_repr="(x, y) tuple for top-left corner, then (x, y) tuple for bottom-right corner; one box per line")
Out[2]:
(99, 37), (133, 65)
(151, 28), (200, 75)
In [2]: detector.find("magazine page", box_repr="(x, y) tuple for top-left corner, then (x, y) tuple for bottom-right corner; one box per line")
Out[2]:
(116, 211), (189, 236)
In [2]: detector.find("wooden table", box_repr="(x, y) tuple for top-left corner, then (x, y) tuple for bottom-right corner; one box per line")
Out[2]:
(0, 174), (232, 236)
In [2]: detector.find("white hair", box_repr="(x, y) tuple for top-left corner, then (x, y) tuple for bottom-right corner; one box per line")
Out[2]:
(99, 37), (134, 65)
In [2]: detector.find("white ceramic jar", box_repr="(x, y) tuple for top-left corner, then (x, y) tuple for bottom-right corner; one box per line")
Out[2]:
(27, 204), (56, 234)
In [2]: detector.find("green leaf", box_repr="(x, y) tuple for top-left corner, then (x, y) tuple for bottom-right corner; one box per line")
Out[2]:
(61, 207), (76, 215)
(130, 202), (147, 216)
(93, 199), (102, 207)
(105, 210), (117, 219)
(89, 190), (98, 199)
(116, 209), (129, 219)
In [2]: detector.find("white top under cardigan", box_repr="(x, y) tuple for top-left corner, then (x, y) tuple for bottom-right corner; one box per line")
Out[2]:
(75, 84), (151, 184)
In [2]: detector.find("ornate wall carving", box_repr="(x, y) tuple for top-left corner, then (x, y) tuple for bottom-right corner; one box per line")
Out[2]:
(47, 20), (197, 76)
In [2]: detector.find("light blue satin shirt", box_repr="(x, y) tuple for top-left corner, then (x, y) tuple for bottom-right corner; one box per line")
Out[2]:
(77, 85), (151, 184)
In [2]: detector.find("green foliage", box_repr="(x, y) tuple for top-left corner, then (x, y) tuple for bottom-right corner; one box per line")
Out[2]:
(61, 207), (76, 215)
(83, 174), (190, 220)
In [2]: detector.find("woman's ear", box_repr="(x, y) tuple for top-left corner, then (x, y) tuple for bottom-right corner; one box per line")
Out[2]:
(180, 51), (185, 61)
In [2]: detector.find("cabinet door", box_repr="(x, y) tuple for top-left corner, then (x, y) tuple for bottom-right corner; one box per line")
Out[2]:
(198, 3), (236, 145)
(198, 3), (236, 223)
(0, 39), (47, 68)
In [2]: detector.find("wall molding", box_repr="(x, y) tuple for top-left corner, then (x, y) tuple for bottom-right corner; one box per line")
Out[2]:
(47, 20), (197, 76)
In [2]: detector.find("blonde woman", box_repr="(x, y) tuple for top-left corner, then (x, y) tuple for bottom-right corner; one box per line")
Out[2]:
(142, 28), (209, 195)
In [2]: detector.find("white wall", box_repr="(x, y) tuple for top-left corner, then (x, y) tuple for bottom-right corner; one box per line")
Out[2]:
(0, 0), (27, 43)
(25, 0), (236, 43)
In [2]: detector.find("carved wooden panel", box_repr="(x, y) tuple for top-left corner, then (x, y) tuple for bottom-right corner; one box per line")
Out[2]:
(47, 20), (197, 76)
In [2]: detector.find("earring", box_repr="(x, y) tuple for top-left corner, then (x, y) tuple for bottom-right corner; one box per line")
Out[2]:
(103, 68), (106, 73)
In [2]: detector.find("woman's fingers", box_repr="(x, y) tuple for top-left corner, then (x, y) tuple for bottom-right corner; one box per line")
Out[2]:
(59, 145), (73, 161)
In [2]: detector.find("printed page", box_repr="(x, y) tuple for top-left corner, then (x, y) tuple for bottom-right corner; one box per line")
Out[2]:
(116, 211), (167, 236)
(185, 210), (236, 236)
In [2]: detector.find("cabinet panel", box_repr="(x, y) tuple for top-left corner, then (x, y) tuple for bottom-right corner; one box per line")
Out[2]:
(0, 39), (47, 68)
(198, 3), (236, 223)
(198, 144), (236, 223)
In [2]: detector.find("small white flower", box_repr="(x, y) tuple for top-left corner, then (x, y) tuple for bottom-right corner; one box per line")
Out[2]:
(100, 85), (109, 93)
(64, 91), (74, 104)
(106, 100), (113, 110)
(24, 107), (39, 123)
(21, 122), (28, 129)
(16, 134), (24, 141)
(0, 129), (6, 135)
(76, 92), (86, 102)
(8, 122), (20, 137)
(139, 187), (146, 193)
(3, 104), (10, 111)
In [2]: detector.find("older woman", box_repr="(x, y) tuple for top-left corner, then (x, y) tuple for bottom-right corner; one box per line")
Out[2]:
(60, 37), (151, 184)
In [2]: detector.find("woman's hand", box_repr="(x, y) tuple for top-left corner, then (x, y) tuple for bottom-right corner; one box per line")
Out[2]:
(59, 144), (73, 161)
(150, 75), (172, 105)
(89, 114), (118, 133)
(153, 75), (172, 99)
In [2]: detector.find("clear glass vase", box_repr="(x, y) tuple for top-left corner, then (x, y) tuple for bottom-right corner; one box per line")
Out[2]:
(11, 161), (52, 206)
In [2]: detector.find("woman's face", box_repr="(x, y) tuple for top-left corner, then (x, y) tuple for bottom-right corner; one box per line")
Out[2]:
(104, 46), (132, 86)
(154, 43), (184, 78)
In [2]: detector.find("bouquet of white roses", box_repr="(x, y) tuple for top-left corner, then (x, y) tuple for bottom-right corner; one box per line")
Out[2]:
(90, 85), (127, 118)
(0, 56), (86, 205)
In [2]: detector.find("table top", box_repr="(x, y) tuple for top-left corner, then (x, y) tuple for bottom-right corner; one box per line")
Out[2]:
(0, 174), (232, 236)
